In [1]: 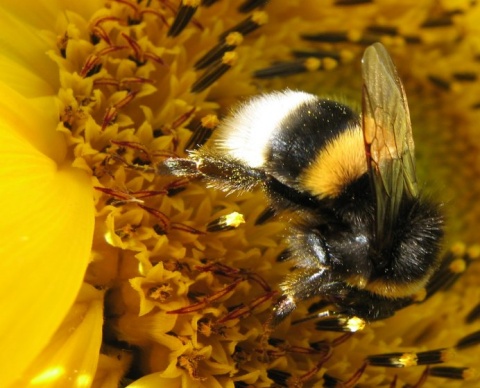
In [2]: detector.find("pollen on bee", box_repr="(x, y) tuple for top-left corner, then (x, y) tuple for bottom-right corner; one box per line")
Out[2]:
(207, 212), (245, 232)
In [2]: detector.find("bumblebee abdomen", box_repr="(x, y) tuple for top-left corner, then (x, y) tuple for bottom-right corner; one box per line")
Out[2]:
(213, 90), (364, 199)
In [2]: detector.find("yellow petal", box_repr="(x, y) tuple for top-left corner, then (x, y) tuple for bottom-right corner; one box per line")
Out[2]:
(0, 5), (58, 96)
(0, 85), (94, 386)
(14, 284), (104, 387)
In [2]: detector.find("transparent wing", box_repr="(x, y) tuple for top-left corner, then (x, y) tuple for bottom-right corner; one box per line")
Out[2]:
(361, 42), (418, 249)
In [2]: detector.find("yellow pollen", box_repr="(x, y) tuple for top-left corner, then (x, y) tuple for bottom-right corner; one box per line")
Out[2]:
(222, 51), (238, 66)
(347, 316), (366, 332)
(201, 114), (220, 129)
(224, 212), (245, 228)
(450, 241), (467, 256)
(304, 57), (321, 72)
(322, 57), (338, 71)
(449, 258), (467, 274)
(226, 32), (244, 46)
(398, 353), (418, 367)
(252, 11), (269, 25)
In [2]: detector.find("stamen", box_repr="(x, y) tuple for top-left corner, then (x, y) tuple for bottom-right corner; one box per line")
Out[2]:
(423, 249), (468, 299)
(121, 33), (166, 66)
(170, 222), (205, 235)
(367, 348), (454, 368)
(456, 330), (480, 350)
(93, 77), (120, 88)
(219, 11), (268, 41)
(292, 49), (342, 61)
(120, 76), (155, 87)
(140, 8), (170, 28)
(421, 15), (454, 28)
(266, 369), (291, 386)
(191, 51), (238, 93)
(315, 315), (366, 333)
(237, 0), (268, 13)
(465, 302), (480, 323)
(184, 114), (220, 150)
(101, 91), (139, 130)
(343, 362), (368, 387)
(57, 32), (69, 58)
(254, 207), (276, 225)
(216, 291), (276, 323)
(416, 348), (455, 365)
(334, 0), (373, 5)
(195, 32), (243, 69)
(201, 0), (220, 6)
(405, 35), (422, 44)
(138, 204), (170, 232)
(301, 31), (350, 43)
(287, 351), (333, 386)
(207, 212), (245, 232)
(367, 352), (418, 368)
(168, 0), (201, 37)
(91, 25), (112, 45)
(113, 0), (139, 16)
(428, 75), (451, 91)
(452, 72), (477, 82)
(366, 25), (399, 36)
(80, 54), (103, 78)
(167, 278), (243, 314)
(196, 261), (271, 291)
(254, 57), (327, 78)
(428, 366), (476, 380)
(94, 186), (146, 205)
(90, 16), (122, 32)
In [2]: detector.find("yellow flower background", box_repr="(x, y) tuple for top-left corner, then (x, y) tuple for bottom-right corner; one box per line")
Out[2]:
(1, 0), (480, 387)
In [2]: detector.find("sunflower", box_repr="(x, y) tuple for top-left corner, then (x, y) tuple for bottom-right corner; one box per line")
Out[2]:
(1, 0), (480, 387)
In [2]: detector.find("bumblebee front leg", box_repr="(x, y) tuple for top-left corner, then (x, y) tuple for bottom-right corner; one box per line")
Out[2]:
(271, 266), (336, 326)
(159, 148), (266, 193)
(268, 265), (366, 331)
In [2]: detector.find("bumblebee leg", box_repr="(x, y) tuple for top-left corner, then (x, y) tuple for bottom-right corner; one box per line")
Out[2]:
(158, 158), (200, 178)
(271, 269), (369, 332)
(271, 266), (340, 326)
(271, 295), (297, 325)
(160, 148), (266, 192)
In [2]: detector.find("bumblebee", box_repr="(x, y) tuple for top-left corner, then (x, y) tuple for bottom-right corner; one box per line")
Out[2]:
(163, 43), (444, 326)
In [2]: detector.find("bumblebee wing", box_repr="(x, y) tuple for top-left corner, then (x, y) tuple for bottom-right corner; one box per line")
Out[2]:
(361, 43), (418, 248)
